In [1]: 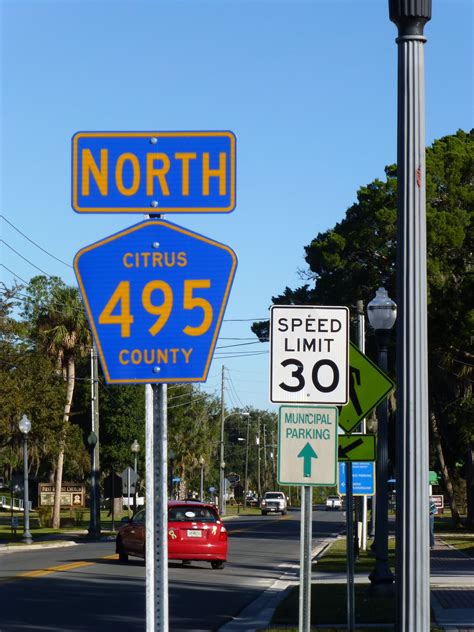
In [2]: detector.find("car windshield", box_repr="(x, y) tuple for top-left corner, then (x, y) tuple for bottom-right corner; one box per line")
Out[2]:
(168, 506), (218, 523)
(265, 493), (283, 499)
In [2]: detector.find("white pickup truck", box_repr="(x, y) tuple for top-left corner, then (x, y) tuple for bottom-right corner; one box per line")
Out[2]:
(260, 491), (288, 515)
(325, 495), (343, 511)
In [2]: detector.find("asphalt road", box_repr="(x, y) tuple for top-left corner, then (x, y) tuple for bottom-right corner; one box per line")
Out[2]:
(0, 508), (344, 631)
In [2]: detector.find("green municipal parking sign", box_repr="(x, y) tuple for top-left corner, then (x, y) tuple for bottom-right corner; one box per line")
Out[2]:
(277, 405), (338, 486)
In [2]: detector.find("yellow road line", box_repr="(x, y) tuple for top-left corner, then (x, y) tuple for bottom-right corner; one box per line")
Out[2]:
(19, 560), (95, 578)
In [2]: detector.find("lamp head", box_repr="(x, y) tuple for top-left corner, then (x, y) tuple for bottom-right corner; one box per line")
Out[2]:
(367, 287), (397, 331)
(18, 415), (31, 435)
(131, 439), (140, 454)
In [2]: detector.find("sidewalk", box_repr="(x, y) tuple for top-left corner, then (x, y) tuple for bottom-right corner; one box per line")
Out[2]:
(430, 538), (474, 630)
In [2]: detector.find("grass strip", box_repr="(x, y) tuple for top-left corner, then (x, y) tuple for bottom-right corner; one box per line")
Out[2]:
(271, 583), (394, 626)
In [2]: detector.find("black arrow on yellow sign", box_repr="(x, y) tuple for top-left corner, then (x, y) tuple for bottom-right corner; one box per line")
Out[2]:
(338, 434), (376, 461)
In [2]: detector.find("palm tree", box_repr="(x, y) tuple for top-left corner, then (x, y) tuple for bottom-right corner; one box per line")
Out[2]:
(35, 284), (91, 528)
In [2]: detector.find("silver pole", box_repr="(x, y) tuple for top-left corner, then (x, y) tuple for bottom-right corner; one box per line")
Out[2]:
(145, 383), (169, 632)
(299, 485), (312, 632)
(346, 463), (355, 632)
(389, 2), (432, 630)
(22, 436), (32, 544)
(357, 301), (368, 551)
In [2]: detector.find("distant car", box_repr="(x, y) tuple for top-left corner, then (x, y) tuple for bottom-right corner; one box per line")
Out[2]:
(260, 491), (288, 515)
(325, 495), (343, 511)
(245, 493), (259, 507)
(116, 501), (228, 569)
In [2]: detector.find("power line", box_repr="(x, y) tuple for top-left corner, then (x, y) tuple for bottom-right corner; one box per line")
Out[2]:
(0, 263), (29, 284)
(1, 239), (54, 277)
(0, 214), (73, 268)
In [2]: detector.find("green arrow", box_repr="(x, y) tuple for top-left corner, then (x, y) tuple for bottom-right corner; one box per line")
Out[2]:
(297, 442), (318, 478)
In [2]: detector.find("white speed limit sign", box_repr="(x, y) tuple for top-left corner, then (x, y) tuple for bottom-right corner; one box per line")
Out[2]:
(270, 305), (349, 405)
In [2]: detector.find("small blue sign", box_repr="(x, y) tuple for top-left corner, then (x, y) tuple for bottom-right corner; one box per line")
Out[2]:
(72, 131), (236, 213)
(338, 462), (375, 496)
(74, 219), (237, 384)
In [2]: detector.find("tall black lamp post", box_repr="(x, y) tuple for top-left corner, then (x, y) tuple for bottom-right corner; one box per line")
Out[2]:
(131, 439), (140, 512)
(367, 287), (397, 594)
(199, 456), (205, 501)
(18, 415), (33, 544)
(87, 431), (100, 537)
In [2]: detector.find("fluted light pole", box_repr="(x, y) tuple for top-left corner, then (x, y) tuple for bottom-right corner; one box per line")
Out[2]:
(87, 431), (99, 537)
(131, 439), (140, 511)
(389, 1), (432, 630)
(367, 288), (397, 594)
(18, 415), (33, 544)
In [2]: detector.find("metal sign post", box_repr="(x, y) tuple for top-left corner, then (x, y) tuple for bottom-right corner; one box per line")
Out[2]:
(299, 485), (313, 632)
(146, 383), (169, 632)
(346, 463), (355, 632)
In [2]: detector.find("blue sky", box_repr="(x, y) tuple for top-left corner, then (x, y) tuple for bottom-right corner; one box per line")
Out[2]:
(1, 0), (472, 413)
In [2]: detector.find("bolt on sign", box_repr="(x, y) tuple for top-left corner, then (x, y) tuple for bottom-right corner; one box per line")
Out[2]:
(71, 131), (236, 213)
(74, 219), (237, 384)
(277, 405), (338, 486)
(270, 305), (349, 405)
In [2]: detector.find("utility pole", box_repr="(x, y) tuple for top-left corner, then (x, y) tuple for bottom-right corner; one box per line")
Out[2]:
(263, 424), (267, 491)
(256, 422), (261, 499)
(219, 365), (226, 515)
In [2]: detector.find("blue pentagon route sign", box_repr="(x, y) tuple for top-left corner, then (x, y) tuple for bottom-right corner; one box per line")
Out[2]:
(71, 131), (236, 213)
(74, 220), (237, 384)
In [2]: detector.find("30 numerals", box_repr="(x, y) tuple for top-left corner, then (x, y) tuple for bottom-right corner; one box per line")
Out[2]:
(279, 358), (340, 393)
(98, 279), (213, 337)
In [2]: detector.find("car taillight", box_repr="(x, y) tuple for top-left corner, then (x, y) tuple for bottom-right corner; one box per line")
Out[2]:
(219, 527), (227, 542)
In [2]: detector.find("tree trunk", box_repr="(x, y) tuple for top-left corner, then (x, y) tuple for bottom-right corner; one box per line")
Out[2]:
(52, 356), (75, 529)
(430, 410), (461, 528)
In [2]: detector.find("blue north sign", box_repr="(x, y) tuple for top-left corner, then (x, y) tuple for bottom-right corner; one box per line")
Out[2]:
(71, 131), (236, 213)
(74, 220), (237, 384)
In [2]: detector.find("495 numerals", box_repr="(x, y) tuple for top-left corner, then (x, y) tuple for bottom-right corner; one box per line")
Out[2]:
(98, 279), (213, 337)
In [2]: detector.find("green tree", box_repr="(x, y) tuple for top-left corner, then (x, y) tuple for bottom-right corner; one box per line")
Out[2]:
(253, 129), (473, 525)
(22, 277), (92, 529)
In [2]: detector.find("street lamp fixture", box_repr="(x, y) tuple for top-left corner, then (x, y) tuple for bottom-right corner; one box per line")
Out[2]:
(219, 411), (249, 515)
(367, 287), (397, 594)
(131, 439), (140, 473)
(87, 430), (100, 537)
(18, 415), (33, 544)
(199, 456), (205, 501)
(131, 439), (140, 511)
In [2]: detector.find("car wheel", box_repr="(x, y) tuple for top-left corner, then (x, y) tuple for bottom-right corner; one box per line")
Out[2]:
(117, 539), (129, 563)
(282, 510), (287, 515)
(211, 561), (225, 570)
(261, 511), (267, 516)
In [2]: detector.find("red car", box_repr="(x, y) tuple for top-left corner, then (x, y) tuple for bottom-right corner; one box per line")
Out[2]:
(116, 500), (228, 569)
